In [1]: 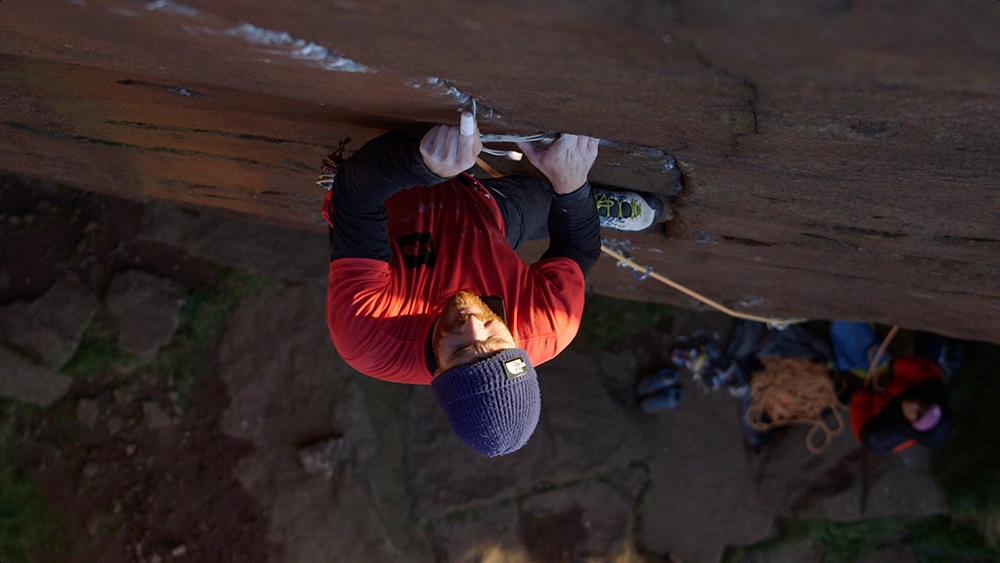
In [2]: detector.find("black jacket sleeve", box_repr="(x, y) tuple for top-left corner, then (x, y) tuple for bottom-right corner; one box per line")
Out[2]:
(328, 131), (445, 262)
(540, 183), (602, 276)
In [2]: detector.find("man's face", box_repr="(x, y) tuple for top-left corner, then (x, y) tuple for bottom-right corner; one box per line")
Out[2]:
(433, 291), (515, 374)
(901, 398), (929, 424)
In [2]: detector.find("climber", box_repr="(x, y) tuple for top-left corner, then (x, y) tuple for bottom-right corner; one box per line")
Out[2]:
(321, 112), (601, 457)
(830, 321), (955, 454)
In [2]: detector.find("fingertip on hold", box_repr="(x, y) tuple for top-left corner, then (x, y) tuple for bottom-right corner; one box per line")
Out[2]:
(460, 112), (475, 136)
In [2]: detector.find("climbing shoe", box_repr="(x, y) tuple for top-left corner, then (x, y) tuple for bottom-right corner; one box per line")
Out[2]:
(636, 368), (680, 396)
(594, 188), (664, 232)
(639, 386), (683, 412)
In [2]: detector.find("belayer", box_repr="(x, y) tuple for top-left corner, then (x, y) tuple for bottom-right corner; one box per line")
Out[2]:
(830, 321), (955, 454)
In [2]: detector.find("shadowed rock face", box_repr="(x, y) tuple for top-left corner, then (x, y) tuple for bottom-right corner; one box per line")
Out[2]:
(2, 0), (999, 343)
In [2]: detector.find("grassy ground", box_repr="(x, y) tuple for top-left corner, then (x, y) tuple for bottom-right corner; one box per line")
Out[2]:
(62, 269), (266, 397)
(578, 293), (674, 351)
(722, 515), (999, 563)
(932, 341), (1000, 546)
(0, 401), (66, 563)
(147, 270), (267, 403)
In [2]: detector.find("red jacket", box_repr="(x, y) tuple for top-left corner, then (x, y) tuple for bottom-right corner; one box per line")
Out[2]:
(326, 177), (586, 385)
(850, 356), (943, 452)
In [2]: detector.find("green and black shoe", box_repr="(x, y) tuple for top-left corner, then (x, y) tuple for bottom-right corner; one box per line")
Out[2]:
(594, 188), (665, 231)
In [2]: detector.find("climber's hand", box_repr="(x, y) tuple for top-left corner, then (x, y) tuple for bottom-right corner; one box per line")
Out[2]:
(420, 112), (483, 178)
(517, 134), (599, 195)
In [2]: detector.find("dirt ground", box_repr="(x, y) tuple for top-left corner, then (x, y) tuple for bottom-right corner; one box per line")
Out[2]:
(4, 176), (987, 563)
(1, 177), (270, 562)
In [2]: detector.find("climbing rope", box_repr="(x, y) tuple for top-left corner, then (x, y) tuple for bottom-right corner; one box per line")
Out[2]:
(865, 325), (899, 389)
(745, 357), (846, 453)
(600, 245), (808, 329)
(474, 157), (503, 180)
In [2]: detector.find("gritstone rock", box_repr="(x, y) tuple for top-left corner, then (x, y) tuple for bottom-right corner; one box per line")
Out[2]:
(298, 436), (345, 479)
(77, 398), (99, 429)
(0, 274), (99, 369)
(519, 481), (634, 557)
(0, 346), (73, 406)
(142, 401), (173, 429)
(105, 270), (186, 363)
(138, 203), (328, 280)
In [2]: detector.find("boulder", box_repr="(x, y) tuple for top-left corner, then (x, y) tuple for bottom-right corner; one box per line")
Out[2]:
(0, 274), (99, 369)
(137, 203), (329, 281)
(3, 1), (1000, 344)
(105, 270), (186, 363)
(0, 345), (73, 406)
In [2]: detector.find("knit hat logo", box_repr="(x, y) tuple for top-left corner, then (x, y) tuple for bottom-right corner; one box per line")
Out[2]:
(504, 356), (528, 379)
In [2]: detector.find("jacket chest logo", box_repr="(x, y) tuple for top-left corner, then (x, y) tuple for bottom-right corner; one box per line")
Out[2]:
(396, 232), (436, 269)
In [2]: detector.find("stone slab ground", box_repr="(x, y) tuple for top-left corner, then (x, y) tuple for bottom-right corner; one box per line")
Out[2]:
(0, 181), (958, 562)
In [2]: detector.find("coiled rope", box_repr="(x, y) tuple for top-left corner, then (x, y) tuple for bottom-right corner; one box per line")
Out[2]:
(745, 358), (846, 453)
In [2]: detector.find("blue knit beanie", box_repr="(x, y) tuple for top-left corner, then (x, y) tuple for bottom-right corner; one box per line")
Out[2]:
(431, 348), (540, 457)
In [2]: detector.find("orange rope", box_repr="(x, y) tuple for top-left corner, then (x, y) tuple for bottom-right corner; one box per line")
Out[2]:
(601, 245), (808, 329)
(746, 358), (846, 453)
(474, 157), (502, 180)
(864, 325), (899, 389)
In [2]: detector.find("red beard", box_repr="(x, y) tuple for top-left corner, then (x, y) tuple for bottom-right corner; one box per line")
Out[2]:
(436, 291), (506, 334)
